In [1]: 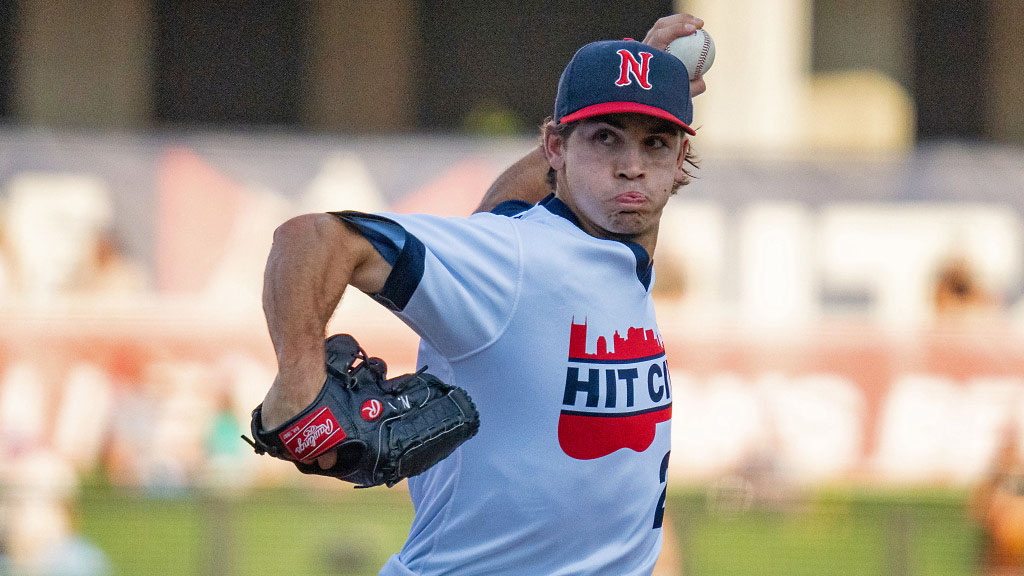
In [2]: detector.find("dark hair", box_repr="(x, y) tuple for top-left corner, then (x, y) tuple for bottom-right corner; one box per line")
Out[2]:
(542, 116), (699, 193)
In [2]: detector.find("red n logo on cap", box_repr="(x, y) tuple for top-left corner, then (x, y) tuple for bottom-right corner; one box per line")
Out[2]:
(615, 50), (653, 89)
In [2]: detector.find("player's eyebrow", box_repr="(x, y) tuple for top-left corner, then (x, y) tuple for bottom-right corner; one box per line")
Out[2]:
(594, 116), (626, 129)
(588, 115), (679, 137)
(645, 119), (682, 136)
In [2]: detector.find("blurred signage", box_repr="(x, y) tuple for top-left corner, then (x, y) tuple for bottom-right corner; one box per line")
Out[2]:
(0, 307), (1021, 487)
(1, 132), (1023, 487)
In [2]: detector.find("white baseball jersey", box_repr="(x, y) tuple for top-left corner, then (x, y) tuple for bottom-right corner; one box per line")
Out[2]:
(334, 195), (673, 576)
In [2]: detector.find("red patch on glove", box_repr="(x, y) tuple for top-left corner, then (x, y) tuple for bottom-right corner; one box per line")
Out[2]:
(279, 406), (347, 462)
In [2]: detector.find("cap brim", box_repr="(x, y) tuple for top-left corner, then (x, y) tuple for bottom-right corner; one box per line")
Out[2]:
(560, 102), (696, 135)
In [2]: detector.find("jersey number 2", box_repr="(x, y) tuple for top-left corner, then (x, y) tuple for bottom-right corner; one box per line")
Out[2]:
(653, 450), (670, 529)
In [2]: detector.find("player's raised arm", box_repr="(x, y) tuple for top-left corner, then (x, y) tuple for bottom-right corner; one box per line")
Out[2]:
(473, 144), (549, 214)
(473, 12), (707, 214)
(259, 213), (392, 431)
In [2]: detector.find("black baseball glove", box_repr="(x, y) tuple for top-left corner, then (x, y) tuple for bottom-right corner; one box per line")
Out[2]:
(244, 334), (480, 488)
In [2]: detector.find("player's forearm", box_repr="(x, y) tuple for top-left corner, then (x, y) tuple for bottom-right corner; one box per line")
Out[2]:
(473, 145), (551, 213)
(260, 213), (363, 428)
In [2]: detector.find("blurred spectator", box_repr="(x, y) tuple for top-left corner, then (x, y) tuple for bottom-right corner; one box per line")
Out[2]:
(933, 255), (998, 318)
(721, 411), (798, 513)
(201, 384), (250, 490)
(52, 364), (115, 474)
(148, 362), (216, 493)
(4, 173), (110, 298)
(738, 443), (796, 511)
(107, 360), (214, 494)
(1, 447), (109, 576)
(972, 422), (1024, 576)
(2, 173), (146, 300)
(103, 376), (158, 488)
(71, 230), (148, 296)
(34, 527), (112, 576)
(0, 363), (52, 452)
(9, 498), (111, 576)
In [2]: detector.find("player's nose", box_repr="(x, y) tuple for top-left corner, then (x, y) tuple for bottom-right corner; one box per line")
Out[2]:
(615, 143), (646, 180)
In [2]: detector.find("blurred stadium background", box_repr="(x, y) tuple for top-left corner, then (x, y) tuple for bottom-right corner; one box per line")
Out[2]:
(1, 0), (1024, 575)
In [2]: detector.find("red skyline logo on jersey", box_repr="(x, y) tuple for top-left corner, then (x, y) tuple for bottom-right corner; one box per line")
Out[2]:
(559, 320), (671, 460)
(567, 321), (665, 361)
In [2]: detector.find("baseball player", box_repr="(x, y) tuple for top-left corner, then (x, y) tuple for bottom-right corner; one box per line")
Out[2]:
(258, 15), (706, 576)
(475, 14), (707, 214)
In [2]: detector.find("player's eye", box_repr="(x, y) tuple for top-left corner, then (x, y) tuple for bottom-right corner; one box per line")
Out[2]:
(646, 136), (668, 149)
(594, 129), (617, 145)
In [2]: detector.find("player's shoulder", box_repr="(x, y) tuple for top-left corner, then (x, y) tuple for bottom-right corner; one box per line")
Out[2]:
(371, 210), (518, 249)
(385, 209), (517, 230)
(346, 199), (565, 246)
(486, 195), (570, 225)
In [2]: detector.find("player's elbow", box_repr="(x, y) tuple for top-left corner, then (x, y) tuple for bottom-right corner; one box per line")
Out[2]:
(272, 213), (342, 252)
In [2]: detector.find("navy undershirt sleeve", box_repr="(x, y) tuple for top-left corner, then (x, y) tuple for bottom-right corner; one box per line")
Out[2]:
(330, 211), (425, 312)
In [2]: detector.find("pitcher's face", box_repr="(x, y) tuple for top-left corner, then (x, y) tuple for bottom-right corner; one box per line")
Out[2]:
(546, 113), (687, 252)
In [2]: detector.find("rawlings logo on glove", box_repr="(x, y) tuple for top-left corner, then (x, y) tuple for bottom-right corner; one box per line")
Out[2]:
(243, 334), (481, 488)
(283, 407), (343, 461)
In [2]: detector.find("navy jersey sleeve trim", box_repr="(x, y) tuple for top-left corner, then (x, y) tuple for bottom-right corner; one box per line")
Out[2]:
(489, 199), (534, 217)
(329, 211), (425, 311)
(624, 241), (654, 291)
(331, 211), (403, 264)
(539, 194), (582, 227)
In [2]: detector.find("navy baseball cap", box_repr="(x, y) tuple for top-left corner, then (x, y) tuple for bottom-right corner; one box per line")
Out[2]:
(554, 39), (695, 135)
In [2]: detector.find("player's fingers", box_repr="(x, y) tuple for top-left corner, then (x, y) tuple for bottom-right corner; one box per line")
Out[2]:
(647, 13), (703, 34)
(690, 77), (707, 98)
(317, 450), (338, 469)
(642, 14), (704, 50)
(644, 22), (697, 50)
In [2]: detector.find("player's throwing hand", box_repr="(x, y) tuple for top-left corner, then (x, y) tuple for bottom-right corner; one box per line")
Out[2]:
(643, 13), (708, 96)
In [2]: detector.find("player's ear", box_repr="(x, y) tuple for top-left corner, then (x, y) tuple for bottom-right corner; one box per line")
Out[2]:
(674, 136), (689, 181)
(543, 123), (567, 171)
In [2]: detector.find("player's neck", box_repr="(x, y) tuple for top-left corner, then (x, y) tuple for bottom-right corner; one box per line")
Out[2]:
(560, 199), (659, 257)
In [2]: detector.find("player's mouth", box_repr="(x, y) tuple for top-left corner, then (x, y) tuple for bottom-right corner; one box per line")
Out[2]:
(614, 191), (647, 206)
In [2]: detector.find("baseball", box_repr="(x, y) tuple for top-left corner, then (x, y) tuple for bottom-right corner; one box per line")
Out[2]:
(666, 29), (715, 80)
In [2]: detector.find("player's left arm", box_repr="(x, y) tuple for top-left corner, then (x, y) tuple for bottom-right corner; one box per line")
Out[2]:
(472, 12), (707, 214)
(259, 214), (391, 432)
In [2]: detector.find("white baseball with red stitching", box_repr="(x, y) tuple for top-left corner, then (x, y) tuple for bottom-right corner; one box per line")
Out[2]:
(666, 28), (715, 80)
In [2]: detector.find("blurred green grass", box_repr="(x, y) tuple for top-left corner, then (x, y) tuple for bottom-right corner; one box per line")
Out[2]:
(672, 487), (981, 576)
(74, 484), (982, 576)
(77, 485), (414, 576)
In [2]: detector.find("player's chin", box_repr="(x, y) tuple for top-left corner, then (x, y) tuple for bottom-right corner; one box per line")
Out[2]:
(606, 212), (653, 236)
